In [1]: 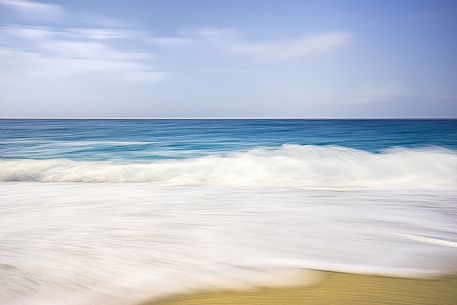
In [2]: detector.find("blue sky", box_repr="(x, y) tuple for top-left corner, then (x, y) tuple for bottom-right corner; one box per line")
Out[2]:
(0, 0), (456, 118)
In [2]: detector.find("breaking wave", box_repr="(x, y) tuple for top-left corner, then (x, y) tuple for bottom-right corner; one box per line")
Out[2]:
(1, 145), (456, 188)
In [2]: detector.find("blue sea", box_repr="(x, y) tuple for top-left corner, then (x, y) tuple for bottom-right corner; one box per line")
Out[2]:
(2, 119), (457, 161)
(1, 119), (457, 305)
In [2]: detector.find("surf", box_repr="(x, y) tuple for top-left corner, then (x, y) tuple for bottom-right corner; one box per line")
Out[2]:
(1, 144), (456, 188)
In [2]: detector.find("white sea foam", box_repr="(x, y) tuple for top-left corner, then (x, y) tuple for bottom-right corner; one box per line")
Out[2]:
(0, 183), (456, 305)
(1, 145), (456, 187)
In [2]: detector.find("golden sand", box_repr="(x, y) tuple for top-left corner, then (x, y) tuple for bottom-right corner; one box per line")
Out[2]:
(144, 272), (457, 305)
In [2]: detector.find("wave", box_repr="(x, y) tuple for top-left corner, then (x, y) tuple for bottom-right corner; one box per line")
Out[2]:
(1, 145), (456, 187)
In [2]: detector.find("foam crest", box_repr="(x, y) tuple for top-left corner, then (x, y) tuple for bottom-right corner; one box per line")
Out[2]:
(1, 145), (456, 187)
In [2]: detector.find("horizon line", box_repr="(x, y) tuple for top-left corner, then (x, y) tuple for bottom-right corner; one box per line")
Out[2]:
(1, 117), (457, 120)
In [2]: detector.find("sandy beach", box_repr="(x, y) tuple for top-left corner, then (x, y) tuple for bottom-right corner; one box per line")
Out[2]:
(146, 272), (457, 305)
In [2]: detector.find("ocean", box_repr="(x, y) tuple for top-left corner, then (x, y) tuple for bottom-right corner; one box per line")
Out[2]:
(1, 119), (457, 305)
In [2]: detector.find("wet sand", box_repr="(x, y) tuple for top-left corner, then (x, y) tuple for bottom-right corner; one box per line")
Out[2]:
(144, 272), (457, 305)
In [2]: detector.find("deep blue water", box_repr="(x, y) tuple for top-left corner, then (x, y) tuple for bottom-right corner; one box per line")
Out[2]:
(1, 119), (457, 161)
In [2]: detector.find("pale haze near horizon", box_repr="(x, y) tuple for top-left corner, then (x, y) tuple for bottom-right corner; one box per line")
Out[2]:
(0, 0), (456, 118)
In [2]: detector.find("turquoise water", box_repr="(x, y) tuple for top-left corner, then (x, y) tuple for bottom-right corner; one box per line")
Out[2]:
(1, 119), (456, 161)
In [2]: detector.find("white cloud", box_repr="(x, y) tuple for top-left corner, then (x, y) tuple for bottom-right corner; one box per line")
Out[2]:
(0, 26), (165, 82)
(187, 27), (241, 43)
(151, 27), (352, 61)
(66, 28), (143, 40)
(0, 0), (64, 20)
(146, 36), (192, 47)
(229, 32), (352, 61)
(0, 0), (166, 83)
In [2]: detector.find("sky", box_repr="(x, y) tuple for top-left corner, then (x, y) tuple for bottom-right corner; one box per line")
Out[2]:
(0, 0), (456, 118)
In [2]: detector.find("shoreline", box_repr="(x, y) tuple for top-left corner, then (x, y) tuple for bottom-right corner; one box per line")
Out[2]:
(142, 271), (457, 305)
